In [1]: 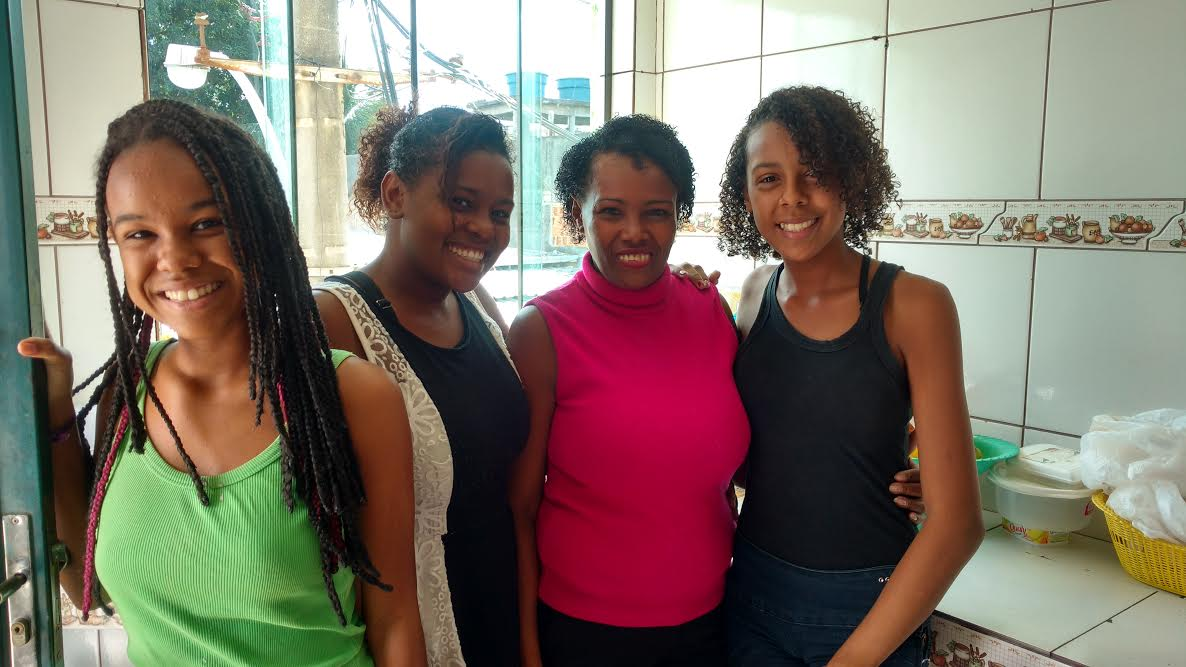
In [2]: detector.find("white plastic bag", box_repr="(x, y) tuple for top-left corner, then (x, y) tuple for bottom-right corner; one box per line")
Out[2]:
(1080, 409), (1186, 545)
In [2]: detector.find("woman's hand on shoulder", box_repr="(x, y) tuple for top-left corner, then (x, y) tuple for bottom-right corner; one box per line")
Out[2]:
(671, 262), (719, 290)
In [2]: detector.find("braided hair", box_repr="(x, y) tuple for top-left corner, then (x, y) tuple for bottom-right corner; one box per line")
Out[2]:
(72, 99), (387, 624)
(352, 105), (513, 231)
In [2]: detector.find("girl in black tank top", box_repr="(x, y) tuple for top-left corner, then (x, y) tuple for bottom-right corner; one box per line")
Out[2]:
(735, 254), (914, 570)
(716, 86), (984, 667)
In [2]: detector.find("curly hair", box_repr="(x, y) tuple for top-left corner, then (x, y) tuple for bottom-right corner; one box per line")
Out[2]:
(352, 105), (513, 232)
(554, 114), (695, 243)
(717, 86), (898, 260)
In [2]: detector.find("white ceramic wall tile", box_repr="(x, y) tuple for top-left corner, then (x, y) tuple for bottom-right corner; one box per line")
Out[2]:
(40, 0), (143, 195)
(760, 39), (885, 123)
(762, 0), (886, 54)
(938, 528), (1157, 653)
(62, 628), (100, 667)
(39, 246), (61, 341)
(888, 0), (1050, 34)
(56, 243), (122, 417)
(1041, 0), (1186, 199)
(878, 201), (1003, 246)
(662, 59), (761, 201)
(1022, 427), (1081, 449)
(972, 418), (1023, 444)
(20, 0), (50, 195)
(612, 0), (635, 72)
(666, 230), (754, 310)
(634, 72), (658, 116)
(663, 0), (761, 71)
(1149, 210), (1186, 253)
(99, 628), (133, 667)
(982, 201), (1178, 250)
(883, 14), (1048, 200)
(611, 72), (634, 118)
(1055, 592), (1186, 666)
(1026, 250), (1186, 436)
(877, 244), (1033, 425)
(635, 0), (659, 72)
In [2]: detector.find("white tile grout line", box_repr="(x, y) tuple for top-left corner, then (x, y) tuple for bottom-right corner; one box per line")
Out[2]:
(53, 245), (64, 342)
(880, 0), (888, 139)
(660, 2), (1122, 80)
(1036, 1), (1055, 199)
(1020, 241), (1038, 428)
(34, 0), (53, 196)
(1049, 590), (1159, 657)
(758, 0), (764, 95)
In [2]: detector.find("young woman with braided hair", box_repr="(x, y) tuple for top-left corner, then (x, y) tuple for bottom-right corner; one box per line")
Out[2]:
(17, 99), (426, 666)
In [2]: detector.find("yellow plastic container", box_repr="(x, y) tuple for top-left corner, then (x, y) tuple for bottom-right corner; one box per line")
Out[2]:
(1092, 492), (1186, 596)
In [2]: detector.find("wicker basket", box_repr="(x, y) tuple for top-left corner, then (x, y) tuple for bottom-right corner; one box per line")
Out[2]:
(1092, 492), (1186, 596)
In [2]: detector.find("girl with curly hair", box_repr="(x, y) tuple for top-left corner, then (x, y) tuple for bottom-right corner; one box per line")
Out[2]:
(718, 86), (983, 666)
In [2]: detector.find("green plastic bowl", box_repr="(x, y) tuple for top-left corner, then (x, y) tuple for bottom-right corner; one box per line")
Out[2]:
(911, 435), (1020, 476)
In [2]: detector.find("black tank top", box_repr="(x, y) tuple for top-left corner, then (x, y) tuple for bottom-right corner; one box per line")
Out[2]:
(327, 271), (527, 665)
(733, 255), (914, 569)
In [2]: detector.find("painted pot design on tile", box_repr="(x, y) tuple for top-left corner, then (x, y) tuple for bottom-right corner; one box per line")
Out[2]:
(1108, 213), (1156, 245)
(949, 212), (984, 239)
(876, 202), (1002, 244)
(984, 200), (1179, 250)
(34, 196), (106, 245)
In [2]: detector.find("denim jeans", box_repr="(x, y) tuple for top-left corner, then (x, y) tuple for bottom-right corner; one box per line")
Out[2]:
(726, 536), (930, 667)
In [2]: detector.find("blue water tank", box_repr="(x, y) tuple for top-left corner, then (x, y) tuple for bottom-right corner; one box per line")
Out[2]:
(506, 72), (548, 99)
(556, 77), (590, 103)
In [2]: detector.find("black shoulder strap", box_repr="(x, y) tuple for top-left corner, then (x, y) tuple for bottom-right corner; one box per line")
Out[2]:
(857, 253), (873, 305)
(865, 261), (903, 313)
(325, 271), (401, 334)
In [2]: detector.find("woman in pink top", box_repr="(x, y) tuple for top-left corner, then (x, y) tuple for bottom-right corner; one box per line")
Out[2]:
(509, 116), (747, 666)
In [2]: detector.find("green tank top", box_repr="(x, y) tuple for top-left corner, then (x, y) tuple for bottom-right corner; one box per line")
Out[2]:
(95, 340), (372, 667)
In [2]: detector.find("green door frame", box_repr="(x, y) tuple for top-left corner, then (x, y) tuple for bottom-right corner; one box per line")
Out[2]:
(1, 0), (63, 664)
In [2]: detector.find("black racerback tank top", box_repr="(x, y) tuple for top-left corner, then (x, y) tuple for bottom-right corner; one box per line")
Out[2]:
(733, 255), (915, 569)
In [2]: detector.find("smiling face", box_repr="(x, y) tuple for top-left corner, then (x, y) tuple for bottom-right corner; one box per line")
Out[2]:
(577, 152), (679, 290)
(106, 139), (246, 341)
(384, 149), (515, 293)
(744, 121), (847, 263)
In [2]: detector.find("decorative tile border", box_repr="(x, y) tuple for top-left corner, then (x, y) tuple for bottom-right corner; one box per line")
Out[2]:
(979, 200), (1182, 250)
(931, 614), (1074, 667)
(876, 202), (1004, 245)
(34, 196), (104, 244)
(680, 203), (721, 236)
(1149, 211), (1186, 252)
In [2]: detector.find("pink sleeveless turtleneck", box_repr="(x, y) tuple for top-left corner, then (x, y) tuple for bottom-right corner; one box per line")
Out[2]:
(529, 253), (750, 627)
